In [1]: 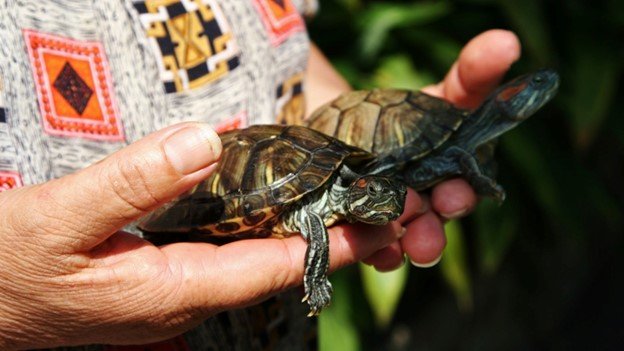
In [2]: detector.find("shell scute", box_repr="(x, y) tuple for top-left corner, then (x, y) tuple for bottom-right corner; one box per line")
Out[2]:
(366, 89), (409, 107)
(332, 90), (371, 111)
(307, 105), (341, 136)
(282, 124), (331, 151)
(241, 137), (310, 192)
(215, 221), (241, 233)
(336, 102), (381, 151)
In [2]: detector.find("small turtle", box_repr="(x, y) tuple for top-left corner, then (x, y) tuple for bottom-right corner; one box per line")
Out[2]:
(140, 125), (407, 316)
(306, 69), (560, 201)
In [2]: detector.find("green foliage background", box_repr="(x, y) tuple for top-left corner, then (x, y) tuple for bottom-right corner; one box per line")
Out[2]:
(307, 1), (624, 350)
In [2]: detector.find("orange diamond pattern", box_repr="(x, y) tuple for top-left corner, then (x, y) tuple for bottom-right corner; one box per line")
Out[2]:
(24, 30), (124, 141)
(214, 111), (248, 134)
(252, 0), (305, 46)
(0, 171), (23, 192)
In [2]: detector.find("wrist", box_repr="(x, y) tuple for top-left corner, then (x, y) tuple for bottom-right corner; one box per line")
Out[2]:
(0, 280), (72, 349)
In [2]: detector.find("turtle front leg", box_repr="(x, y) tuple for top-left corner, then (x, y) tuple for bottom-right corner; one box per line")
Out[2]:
(299, 210), (332, 316)
(403, 146), (505, 202)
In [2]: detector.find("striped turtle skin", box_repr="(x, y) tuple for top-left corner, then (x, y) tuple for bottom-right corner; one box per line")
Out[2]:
(141, 125), (407, 316)
(306, 69), (560, 201)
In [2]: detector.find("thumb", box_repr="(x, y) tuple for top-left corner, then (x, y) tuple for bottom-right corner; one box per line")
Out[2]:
(10, 122), (222, 253)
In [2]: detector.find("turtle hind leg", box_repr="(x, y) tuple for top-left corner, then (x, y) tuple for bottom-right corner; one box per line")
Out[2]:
(300, 210), (332, 316)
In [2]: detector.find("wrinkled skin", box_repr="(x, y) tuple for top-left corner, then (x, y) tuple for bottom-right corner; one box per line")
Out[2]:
(0, 30), (521, 348)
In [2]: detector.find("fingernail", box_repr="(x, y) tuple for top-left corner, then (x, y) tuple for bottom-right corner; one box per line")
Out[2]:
(410, 254), (443, 268)
(441, 207), (468, 220)
(396, 226), (407, 239)
(375, 257), (406, 273)
(164, 124), (222, 175)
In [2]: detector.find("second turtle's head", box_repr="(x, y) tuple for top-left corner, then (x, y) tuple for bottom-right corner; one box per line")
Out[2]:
(347, 176), (407, 225)
(494, 68), (560, 121)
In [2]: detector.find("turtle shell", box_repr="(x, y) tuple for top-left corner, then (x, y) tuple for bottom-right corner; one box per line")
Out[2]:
(306, 89), (468, 168)
(140, 125), (374, 238)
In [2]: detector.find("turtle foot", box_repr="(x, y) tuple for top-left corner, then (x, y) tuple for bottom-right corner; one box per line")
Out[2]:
(480, 183), (506, 204)
(303, 279), (333, 317)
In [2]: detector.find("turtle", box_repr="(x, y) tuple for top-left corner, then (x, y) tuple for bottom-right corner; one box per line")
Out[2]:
(140, 125), (407, 316)
(306, 69), (560, 201)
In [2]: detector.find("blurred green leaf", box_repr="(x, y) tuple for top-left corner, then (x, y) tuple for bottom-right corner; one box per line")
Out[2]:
(440, 220), (473, 312)
(334, 0), (361, 12)
(474, 201), (519, 275)
(372, 54), (435, 90)
(360, 262), (408, 328)
(319, 271), (360, 351)
(563, 42), (620, 149)
(608, 0), (624, 26)
(501, 130), (585, 238)
(333, 58), (368, 89)
(498, 0), (552, 64)
(358, 2), (450, 60)
(402, 29), (462, 70)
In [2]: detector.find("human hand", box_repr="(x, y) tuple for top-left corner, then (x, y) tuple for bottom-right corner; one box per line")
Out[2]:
(362, 29), (521, 270)
(0, 122), (403, 349)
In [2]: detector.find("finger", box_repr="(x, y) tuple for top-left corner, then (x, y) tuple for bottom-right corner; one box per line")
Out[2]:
(401, 211), (446, 267)
(423, 29), (521, 108)
(163, 221), (404, 311)
(11, 122), (222, 253)
(398, 188), (430, 224)
(431, 179), (478, 220)
(362, 241), (405, 272)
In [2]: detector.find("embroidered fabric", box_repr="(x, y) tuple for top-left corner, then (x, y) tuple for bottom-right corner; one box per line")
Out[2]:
(0, 0), (315, 185)
(0, 0), (318, 349)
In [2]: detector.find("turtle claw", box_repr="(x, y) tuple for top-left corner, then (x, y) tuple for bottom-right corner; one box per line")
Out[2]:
(493, 187), (506, 205)
(303, 279), (333, 317)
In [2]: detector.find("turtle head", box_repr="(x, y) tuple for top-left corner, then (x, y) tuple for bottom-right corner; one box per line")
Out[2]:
(493, 68), (560, 121)
(458, 69), (559, 148)
(346, 176), (407, 225)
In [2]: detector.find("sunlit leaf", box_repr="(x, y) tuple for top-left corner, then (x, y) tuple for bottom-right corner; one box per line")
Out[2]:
(358, 2), (450, 60)
(319, 271), (360, 351)
(360, 262), (408, 328)
(440, 220), (473, 312)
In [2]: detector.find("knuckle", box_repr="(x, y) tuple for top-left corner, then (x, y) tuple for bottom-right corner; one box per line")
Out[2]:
(105, 158), (162, 216)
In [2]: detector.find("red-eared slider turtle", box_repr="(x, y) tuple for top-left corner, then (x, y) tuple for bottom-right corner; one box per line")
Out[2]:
(140, 125), (407, 316)
(306, 69), (560, 201)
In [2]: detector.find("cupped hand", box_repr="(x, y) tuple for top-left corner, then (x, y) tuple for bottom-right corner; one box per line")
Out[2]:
(0, 122), (402, 349)
(363, 29), (521, 270)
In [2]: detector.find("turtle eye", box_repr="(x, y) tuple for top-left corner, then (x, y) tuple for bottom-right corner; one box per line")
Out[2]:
(366, 183), (379, 198)
(532, 74), (545, 85)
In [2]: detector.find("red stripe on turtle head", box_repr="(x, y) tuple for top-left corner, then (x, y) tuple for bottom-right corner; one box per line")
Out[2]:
(496, 82), (528, 102)
(356, 177), (368, 188)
